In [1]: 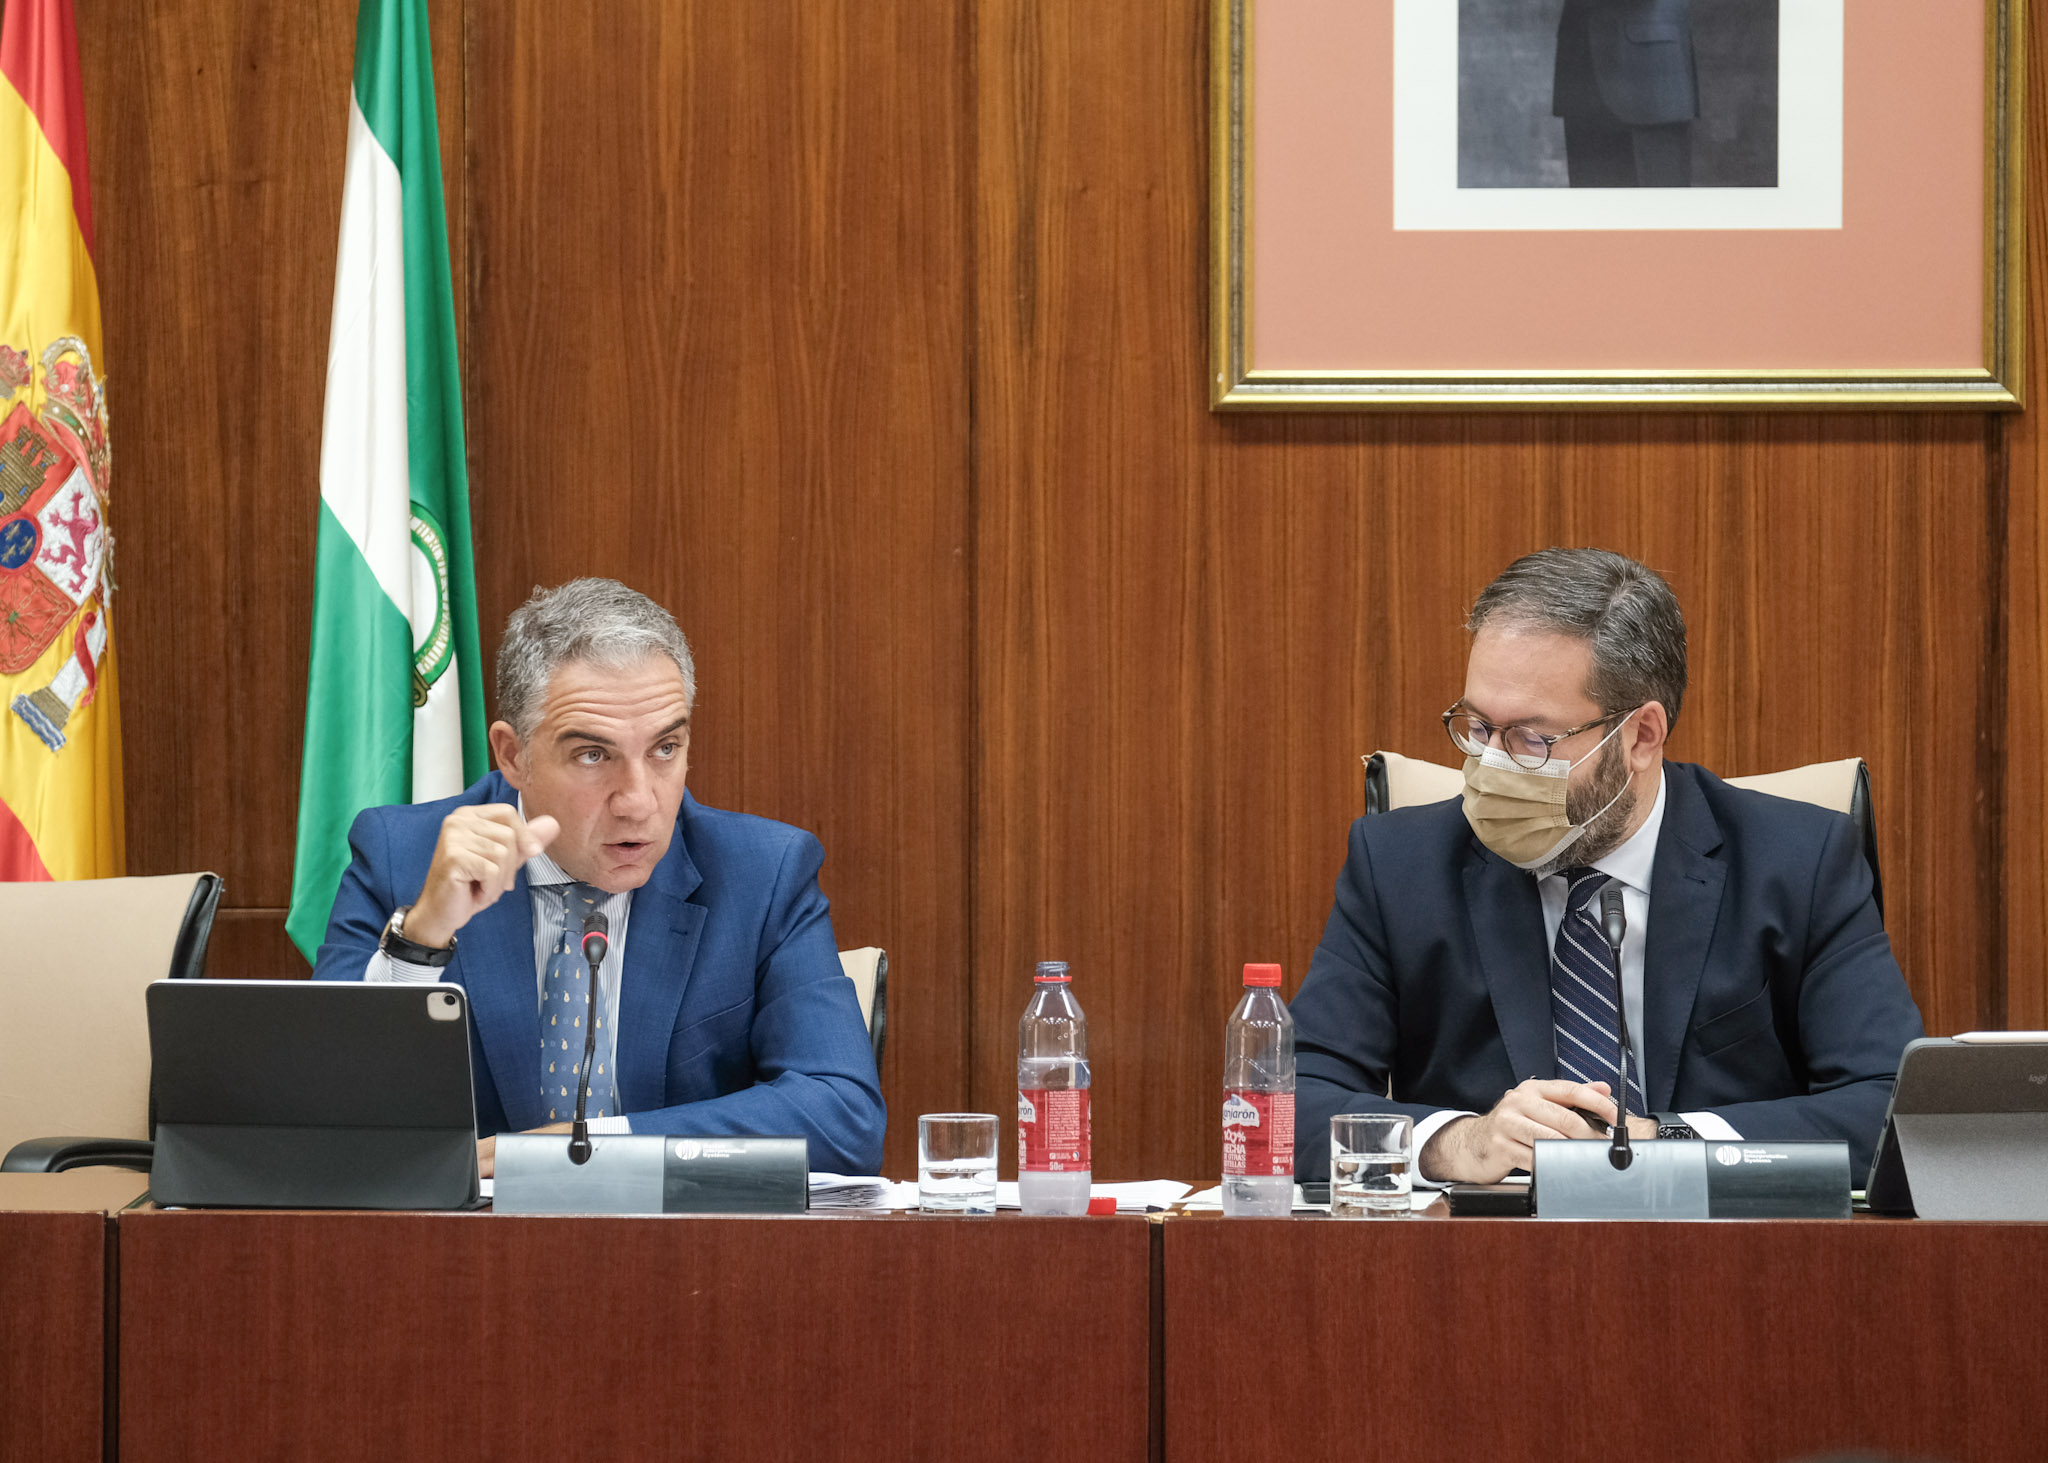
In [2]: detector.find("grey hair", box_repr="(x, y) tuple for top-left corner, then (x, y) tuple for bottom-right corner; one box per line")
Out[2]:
(1466, 548), (1687, 728)
(495, 578), (697, 737)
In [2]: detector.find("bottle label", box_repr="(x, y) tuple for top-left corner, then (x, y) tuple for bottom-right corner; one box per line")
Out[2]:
(1019, 1088), (1091, 1172)
(1222, 1090), (1294, 1177)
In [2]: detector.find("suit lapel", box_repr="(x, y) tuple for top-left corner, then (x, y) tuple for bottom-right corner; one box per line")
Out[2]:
(616, 796), (707, 1115)
(455, 865), (542, 1131)
(1463, 841), (1556, 1084)
(1643, 765), (1728, 1111)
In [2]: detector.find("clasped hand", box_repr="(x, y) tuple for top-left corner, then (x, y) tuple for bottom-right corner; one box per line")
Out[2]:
(1419, 1079), (1657, 1184)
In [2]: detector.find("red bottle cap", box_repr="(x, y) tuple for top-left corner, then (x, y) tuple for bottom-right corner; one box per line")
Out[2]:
(1242, 963), (1282, 987)
(1087, 1195), (1118, 1215)
(1034, 961), (1071, 983)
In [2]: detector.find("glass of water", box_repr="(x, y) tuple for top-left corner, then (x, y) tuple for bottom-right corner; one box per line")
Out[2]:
(918, 1113), (999, 1214)
(1330, 1112), (1412, 1217)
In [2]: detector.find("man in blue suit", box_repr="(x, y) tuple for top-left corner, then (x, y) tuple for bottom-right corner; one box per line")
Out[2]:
(314, 578), (885, 1176)
(1294, 548), (1923, 1184)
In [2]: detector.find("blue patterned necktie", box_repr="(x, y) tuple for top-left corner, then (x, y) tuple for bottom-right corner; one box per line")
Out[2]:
(542, 881), (618, 1123)
(1550, 867), (1646, 1113)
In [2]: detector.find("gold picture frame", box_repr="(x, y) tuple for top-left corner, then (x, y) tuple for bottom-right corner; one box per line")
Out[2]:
(1211, 0), (2027, 411)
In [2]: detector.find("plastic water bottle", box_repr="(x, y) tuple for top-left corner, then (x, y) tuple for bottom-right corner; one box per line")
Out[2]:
(1018, 960), (1091, 1215)
(1222, 962), (1294, 1218)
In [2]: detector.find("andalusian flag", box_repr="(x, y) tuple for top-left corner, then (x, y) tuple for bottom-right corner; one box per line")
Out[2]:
(0, 0), (120, 882)
(287, 0), (483, 959)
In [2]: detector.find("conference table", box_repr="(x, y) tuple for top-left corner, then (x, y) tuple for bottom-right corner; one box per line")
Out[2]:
(10, 1185), (2048, 1462)
(1165, 1211), (2048, 1463)
(0, 1170), (145, 1463)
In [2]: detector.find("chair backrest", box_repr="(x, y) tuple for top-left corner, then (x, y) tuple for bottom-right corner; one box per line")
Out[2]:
(837, 946), (889, 1066)
(1362, 750), (1464, 815)
(1362, 751), (1883, 916)
(0, 872), (222, 1159)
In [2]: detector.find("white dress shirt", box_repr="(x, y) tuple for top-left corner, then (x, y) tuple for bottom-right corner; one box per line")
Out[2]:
(364, 802), (638, 1135)
(1414, 768), (1741, 1181)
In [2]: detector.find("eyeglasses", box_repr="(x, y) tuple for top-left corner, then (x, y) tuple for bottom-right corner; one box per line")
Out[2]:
(1441, 704), (1638, 770)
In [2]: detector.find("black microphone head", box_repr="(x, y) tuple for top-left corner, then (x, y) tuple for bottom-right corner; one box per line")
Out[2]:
(581, 909), (610, 965)
(1600, 884), (1626, 949)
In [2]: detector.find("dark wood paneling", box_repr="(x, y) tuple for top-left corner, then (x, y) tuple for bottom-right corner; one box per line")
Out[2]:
(79, 0), (466, 909)
(2001, 0), (2048, 1033)
(972, 0), (1996, 1182)
(201, 907), (305, 978)
(0, 1210), (105, 1463)
(76, 0), (2048, 1188)
(462, 2), (971, 1176)
(1166, 1218), (2048, 1463)
(120, 1211), (1151, 1461)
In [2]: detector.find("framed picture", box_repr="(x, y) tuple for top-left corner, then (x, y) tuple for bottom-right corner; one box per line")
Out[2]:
(1210, 0), (2027, 410)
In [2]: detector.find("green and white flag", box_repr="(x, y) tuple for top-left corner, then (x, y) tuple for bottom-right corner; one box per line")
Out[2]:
(287, 0), (484, 961)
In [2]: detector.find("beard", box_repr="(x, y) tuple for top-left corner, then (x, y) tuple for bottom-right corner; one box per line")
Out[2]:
(1527, 734), (1639, 878)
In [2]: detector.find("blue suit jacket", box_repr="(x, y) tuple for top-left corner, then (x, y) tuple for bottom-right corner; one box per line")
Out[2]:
(313, 772), (886, 1173)
(1293, 761), (1924, 1181)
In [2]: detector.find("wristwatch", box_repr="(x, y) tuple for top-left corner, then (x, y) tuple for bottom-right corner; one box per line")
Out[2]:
(1653, 1112), (1698, 1141)
(379, 904), (456, 967)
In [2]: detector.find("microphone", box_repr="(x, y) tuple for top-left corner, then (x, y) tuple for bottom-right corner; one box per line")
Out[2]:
(567, 909), (609, 1166)
(1600, 884), (1634, 1171)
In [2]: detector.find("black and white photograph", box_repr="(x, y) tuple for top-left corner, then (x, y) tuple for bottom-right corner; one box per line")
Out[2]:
(1458, 0), (1780, 190)
(1392, 0), (1837, 233)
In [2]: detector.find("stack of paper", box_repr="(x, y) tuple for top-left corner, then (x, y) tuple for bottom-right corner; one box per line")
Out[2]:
(806, 1173), (896, 1209)
(993, 1180), (1193, 1212)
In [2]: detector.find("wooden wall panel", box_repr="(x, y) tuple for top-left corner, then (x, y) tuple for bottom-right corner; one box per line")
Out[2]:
(2001, 0), (2048, 1034)
(74, 0), (2044, 1187)
(462, 2), (970, 1176)
(79, 0), (466, 964)
(973, 0), (1999, 1182)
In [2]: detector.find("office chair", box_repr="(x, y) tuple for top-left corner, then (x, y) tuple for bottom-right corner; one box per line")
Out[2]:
(838, 946), (889, 1066)
(1362, 750), (1883, 916)
(1, 871), (222, 1173)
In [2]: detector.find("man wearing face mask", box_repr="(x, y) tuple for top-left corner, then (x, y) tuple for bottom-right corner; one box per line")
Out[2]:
(1291, 548), (1924, 1185)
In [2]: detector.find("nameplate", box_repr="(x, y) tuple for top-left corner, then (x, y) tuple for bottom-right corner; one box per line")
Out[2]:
(493, 1133), (808, 1215)
(1532, 1139), (1850, 1220)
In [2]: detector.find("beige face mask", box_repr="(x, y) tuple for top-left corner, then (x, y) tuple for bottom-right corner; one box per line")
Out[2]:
(1460, 719), (1631, 871)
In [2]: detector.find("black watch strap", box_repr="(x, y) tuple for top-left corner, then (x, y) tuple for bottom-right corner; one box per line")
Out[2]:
(1653, 1111), (1697, 1141)
(380, 905), (456, 967)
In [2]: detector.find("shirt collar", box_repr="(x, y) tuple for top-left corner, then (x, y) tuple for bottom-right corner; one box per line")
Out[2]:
(1574, 763), (1666, 896)
(515, 794), (575, 887)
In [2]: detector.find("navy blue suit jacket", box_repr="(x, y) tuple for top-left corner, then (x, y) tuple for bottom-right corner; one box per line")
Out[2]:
(1293, 761), (1924, 1181)
(313, 772), (886, 1173)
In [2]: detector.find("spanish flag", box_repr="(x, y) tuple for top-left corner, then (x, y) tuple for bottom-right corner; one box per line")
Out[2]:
(0, 0), (120, 882)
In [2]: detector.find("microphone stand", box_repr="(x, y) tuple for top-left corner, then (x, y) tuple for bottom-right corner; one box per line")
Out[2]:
(1600, 885), (1634, 1172)
(567, 912), (609, 1166)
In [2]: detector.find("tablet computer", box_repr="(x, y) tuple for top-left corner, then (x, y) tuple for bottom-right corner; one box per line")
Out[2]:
(1865, 1035), (2048, 1219)
(146, 979), (480, 1209)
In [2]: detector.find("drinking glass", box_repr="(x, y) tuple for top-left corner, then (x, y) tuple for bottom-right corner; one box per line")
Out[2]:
(1330, 1112), (1412, 1216)
(918, 1113), (999, 1214)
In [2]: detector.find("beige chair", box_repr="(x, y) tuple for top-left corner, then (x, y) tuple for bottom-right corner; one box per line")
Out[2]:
(1362, 750), (1883, 915)
(838, 946), (889, 1065)
(0, 871), (222, 1172)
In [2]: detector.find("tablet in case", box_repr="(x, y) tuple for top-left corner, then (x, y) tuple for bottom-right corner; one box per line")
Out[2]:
(147, 979), (480, 1210)
(1865, 1035), (2048, 1220)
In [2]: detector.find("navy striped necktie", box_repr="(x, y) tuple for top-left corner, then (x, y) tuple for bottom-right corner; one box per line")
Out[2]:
(1550, 867), (1645, 1112)
(542, 881), (618, 1123)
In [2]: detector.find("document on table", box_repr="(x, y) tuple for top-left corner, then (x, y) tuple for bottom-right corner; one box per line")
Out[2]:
(478, 1175), (1196, 1211)
(998, 1180), (1194, 1212)
(1177, 1184), (1442, 1213)
(882, 1179), (1195, 1212)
